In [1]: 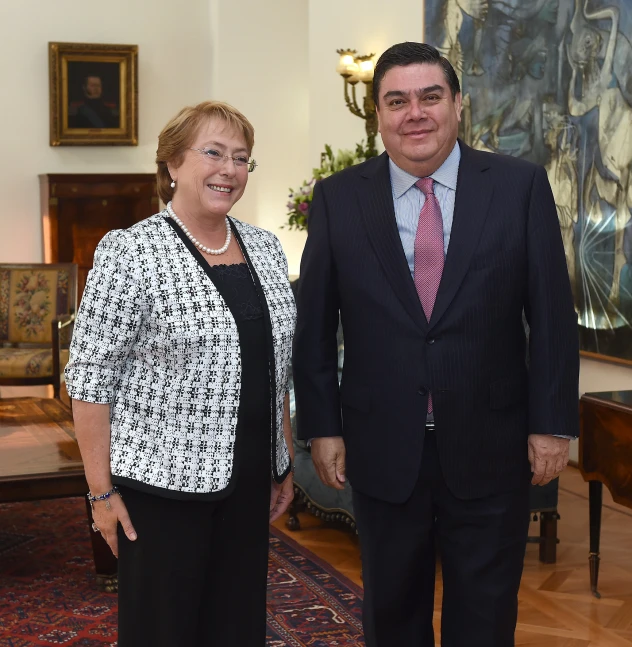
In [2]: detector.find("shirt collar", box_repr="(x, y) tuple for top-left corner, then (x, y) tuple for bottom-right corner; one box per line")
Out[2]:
(389, 140), (461, 199)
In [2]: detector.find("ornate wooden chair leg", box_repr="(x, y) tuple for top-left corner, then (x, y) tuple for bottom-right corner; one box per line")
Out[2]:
(589, 481), (603, 598)
(52, 320), (61, 399)
(539, 510), (558, 564)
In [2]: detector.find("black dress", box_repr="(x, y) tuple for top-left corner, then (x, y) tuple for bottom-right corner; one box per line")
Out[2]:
(208, 262), (272, 480)
(117, 259), (273, 647)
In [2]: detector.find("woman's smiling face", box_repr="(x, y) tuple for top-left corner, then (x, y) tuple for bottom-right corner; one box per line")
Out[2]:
(169, 117), (250, 219)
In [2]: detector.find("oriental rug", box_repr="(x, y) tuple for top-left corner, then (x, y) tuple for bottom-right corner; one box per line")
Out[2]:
(0, 498), (365, 646)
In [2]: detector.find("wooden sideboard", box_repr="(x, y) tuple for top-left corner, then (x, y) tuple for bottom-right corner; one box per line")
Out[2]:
(579, 391), (632, 597)
(40, 173), (159, 301)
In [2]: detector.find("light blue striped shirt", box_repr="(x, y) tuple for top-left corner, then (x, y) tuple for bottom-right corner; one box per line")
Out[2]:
(389, 141), (461, 277)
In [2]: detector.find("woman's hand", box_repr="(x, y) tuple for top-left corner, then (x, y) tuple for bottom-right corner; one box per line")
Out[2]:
(90, 493), (137, 558)
(71, 401), (136, 556)
(270, 392), (295, 522)
(269, 475), (294, 523)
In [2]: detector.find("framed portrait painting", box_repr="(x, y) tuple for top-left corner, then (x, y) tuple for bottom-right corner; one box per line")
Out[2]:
(49, 42), (138, 146)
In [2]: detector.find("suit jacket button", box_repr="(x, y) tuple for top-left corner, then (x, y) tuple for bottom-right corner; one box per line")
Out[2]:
(418, 387), (428, 396)
(426, 338), (435, 345)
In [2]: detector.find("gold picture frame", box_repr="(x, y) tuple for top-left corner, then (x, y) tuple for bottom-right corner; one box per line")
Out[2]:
(49, 42), (138, 146)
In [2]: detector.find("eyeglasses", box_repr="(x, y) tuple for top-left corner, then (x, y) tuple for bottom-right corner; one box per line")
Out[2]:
(190, 148), (257, 173)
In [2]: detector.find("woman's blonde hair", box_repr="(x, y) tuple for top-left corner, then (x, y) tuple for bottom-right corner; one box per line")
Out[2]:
(155, 101), (255, 204)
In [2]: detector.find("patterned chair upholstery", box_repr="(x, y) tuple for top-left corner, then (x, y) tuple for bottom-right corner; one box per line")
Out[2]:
(287, 280), (560, 563)
(0, 264), (77, 398)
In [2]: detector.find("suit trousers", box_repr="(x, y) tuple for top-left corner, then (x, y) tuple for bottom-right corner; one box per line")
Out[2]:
(352, 427), (530, 647)
(116, 452), (271, 647)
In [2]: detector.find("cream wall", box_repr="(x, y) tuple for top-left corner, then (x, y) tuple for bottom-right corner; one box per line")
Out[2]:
(307, 0), (424, 164)
(209, 0), (426, 273)
(208, 0), (310, 274)
(0, 0), (310, 273)
(579, 358), (632, 394)
(0, 0), (214, 263)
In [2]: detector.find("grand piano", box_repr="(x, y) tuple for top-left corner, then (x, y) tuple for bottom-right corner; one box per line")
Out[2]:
(579, 391), (632, 597)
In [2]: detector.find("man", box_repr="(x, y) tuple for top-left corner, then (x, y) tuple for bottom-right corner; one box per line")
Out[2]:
(68, 75), (118, 129)
(293, 42), (578, 647)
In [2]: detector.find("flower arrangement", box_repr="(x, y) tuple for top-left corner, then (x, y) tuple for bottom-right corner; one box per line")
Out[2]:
(285, 178), (315, 231)
(284, 141), (377, 231)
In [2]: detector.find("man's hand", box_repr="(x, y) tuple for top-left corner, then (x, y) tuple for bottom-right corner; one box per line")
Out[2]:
(311, 437), (346, 490)
(528, 435), (570, 485)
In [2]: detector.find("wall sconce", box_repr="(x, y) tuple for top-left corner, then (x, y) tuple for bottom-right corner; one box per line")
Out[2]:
(336, 49), (378, 156)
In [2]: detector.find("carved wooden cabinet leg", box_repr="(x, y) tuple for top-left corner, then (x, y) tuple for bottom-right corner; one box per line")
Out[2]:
(538, 511), (558, 564)
(589, 480), (603, 598)
(84, 497), (118, 592)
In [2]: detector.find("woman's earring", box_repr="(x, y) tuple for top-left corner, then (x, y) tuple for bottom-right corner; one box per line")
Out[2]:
(170, 180), (176, 189)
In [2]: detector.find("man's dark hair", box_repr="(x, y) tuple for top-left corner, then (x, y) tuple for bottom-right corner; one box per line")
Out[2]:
(373, 42), (461, 107)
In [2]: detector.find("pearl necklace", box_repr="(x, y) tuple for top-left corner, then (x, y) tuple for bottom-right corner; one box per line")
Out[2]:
(166, 201), (231, 255)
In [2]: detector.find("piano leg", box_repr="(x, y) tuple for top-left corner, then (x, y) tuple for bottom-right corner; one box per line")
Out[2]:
(588, 480), (602, 598)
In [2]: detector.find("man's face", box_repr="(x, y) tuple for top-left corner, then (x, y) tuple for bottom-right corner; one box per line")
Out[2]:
(376, 63), (462, 176)
(84, 76), (103, 99)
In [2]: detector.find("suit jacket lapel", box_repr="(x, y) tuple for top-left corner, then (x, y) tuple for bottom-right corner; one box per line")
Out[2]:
(429, 141), (493, 328)
(357, 153), (427, 332)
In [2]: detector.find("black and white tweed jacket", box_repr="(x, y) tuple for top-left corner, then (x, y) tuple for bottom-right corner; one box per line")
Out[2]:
(65, 212), (296, 494)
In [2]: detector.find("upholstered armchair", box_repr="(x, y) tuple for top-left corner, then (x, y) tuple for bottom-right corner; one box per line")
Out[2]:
(0, 264), (77, 399)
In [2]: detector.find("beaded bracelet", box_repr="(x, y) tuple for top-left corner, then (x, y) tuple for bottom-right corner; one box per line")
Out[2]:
(87, 486), (121, 511)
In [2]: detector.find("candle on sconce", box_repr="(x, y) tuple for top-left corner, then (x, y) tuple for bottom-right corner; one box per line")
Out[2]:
(336, 54), (354, 75)
(358, 59), (375, 82)
(334, 46), (379, 157)
(336, 49), (358, 76)
(346, 62), (361, 83)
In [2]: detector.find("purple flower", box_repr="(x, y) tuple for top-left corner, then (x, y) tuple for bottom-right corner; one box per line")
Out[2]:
(287, 201), (295, 210)
(298, 202), (309, 213)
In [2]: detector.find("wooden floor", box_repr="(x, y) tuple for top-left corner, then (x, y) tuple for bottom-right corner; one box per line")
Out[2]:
(272, 467), (632, 646)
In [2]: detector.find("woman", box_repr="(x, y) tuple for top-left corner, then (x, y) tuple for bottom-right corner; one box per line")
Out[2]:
(65, 100), (296, 646)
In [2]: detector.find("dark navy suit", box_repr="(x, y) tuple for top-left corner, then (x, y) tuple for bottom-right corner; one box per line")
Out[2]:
(293, 141), (579, 646)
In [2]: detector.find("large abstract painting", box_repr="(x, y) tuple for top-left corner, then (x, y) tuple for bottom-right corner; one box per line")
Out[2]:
(425, 0), (632, 364)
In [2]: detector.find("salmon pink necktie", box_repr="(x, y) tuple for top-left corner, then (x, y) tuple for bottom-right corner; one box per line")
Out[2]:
(413, 177), (444, 413)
